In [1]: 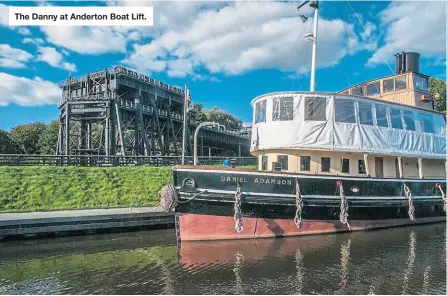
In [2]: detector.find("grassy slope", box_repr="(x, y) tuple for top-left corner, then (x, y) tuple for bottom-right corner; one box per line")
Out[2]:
(0, 165), (257, 212)
(0, 166), (172, 212)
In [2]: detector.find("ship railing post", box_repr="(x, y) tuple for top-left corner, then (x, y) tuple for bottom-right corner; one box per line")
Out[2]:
(418, 158), (424, 179)
(363, 153), (370, 177)
(397, 156), (404, 178)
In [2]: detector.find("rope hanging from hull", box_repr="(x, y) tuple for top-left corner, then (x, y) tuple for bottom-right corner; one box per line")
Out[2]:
(403, 183), (416, 221)
(294, 179), (303, 228)
(158, 184), (178, 212)
(435, 183), (447, 213)
(337, 180), (351, 230)
(234, 183), (243, 233)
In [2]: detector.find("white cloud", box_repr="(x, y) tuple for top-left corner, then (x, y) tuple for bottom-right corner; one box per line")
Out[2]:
(22, 38), (45, 46)
(121, 1), (372, 78)
(0, 72), (60, 106)
(41, 26), (128, 54)
(36, 46), (77, 72)
(367, 1), (446, 66)
(0, 4), (8, 26)
(0, 44), (33, 69)
(18, 27), (31, 35)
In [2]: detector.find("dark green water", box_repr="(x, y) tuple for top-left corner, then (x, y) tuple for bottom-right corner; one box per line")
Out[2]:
(0, 223), (445, 295)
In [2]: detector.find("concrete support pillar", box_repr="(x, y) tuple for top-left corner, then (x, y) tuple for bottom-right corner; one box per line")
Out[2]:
(363, 153), (370, 176)
(238, 142), (242, 157)
(397, 156), (403, 178)
(418, 158), (424, 179)
(209, 147), (211, 157)
(105, 103), (110, 156)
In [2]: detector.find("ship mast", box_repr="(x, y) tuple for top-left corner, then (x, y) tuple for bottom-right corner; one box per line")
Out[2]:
(298, 1), (319, 92)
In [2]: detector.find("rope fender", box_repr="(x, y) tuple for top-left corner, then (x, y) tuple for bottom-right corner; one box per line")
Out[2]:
(294, 179), (303, 228)
(403, 183), (416, 221)
(337, 180), (351, 230)
(234, 183), (243, 233)
(435, 183), (447, 213)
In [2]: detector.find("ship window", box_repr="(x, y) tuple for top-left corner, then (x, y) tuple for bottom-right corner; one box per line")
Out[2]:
(418, 113), (434, 133)
(352, 86), (363, 96)
(414, 74), (428, 92)
(383, 78), (395, 92)
(321, 157), (330, 172)
(277, 155), (288, 170)
(376, 104), (388, 127)
(358, 160), (366, 174)
(273, 97), (294, 121)
(300, 156), (310, 171)
(262, 155), (268, 170)
(395, 75), (407, 90)
(403, 110), (416, 131)
(358, 102), (373, 125)
(255, 100), (266, 124)
(304, 97), (326, 121)
(341, 159), (350, 173)
(390, 108), (403, 129)
(366, 82), (380, 96)
(335, 98), (356, 124)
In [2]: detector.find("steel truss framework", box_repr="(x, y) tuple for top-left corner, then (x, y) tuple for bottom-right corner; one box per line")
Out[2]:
(57, 67), (251, 157)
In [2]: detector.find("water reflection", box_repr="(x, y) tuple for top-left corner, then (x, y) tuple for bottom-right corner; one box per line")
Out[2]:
(0, 224), (445, 294)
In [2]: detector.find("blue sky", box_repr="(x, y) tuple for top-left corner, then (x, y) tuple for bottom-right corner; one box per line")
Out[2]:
(0, 0), (446, 131)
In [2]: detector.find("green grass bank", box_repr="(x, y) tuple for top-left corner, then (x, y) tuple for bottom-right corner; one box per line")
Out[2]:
(0, 166), (172, 212)
(0, 165), (256, 212)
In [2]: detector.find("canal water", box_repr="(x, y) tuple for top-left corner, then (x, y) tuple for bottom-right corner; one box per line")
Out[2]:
(0, 223), (445, 295)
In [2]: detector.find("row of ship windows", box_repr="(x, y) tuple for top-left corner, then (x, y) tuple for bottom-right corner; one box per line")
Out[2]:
(341, 74), (429, 96)
(254, 97), (437, 133)
(262, 155), (366, 174)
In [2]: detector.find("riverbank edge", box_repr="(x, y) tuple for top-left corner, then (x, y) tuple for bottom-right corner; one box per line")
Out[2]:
(0, 207), (175, 241)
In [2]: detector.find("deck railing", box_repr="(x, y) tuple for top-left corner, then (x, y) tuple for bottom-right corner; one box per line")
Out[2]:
(0, 155), (257, 167)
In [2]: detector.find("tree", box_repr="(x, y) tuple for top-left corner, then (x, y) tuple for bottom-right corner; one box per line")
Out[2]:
(203, 107), (243, 131)
(188, 103), (208, 123)
(429, 77), (446, 113)
(9, 122), (47, 154)
(0, 129), (17, 154)
(38, 120), (59, 155)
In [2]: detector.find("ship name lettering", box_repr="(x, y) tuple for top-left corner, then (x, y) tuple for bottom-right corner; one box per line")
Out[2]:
(254, 178), (291, 185)
(220, 176), (248, 183)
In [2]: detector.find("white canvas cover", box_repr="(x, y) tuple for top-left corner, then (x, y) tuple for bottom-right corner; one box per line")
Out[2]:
(250, 92), (446, 159)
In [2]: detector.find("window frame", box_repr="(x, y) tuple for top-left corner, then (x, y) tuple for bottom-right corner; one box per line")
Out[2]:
(300, 156), (311, 171)
(335, 98), (357, 124)
(390, 108), (404, 129)
(277, 155), (289, 171)
(321, 157), (330, 172)
(272, 97), (294, 122)
(254, 100), (267, 124)
(358, 160), (366, 174)
(261, 155), (268, 170)
(366, 82), (380, 96)
(358, 101), (374, 126)
(403, 110), (416, 131)
(352, 86), (363, 96)
(375, 103), (389, 128)
(414, 74), (429, 92)
(383, 78), (395, 93)
(341, 158), (350, 174)
(304, 96), (327, 121)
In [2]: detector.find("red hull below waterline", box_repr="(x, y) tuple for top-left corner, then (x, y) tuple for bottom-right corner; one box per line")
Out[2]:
(178, 213), (446, 241)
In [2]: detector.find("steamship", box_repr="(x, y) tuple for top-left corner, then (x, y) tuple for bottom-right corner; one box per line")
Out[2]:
(160, 1), (446, 241)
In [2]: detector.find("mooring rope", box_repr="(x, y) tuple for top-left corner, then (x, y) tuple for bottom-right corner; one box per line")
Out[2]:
(337, 180), (351, 230)
(403, 183), (416, 221)
(158, 184), (207, 212)
(294, 179), (303, 228)
(234, 183), (243, 233)
(435, 183), (447, 213)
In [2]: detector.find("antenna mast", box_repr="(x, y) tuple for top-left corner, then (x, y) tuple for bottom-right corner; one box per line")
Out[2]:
(298, 1), (319, 92)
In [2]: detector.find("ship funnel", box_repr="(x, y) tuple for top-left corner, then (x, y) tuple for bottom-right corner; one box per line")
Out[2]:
(395, 52), (420, 74)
